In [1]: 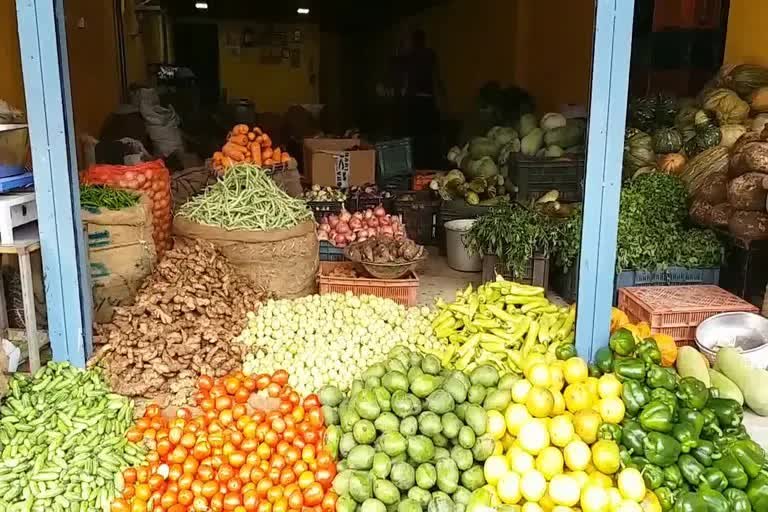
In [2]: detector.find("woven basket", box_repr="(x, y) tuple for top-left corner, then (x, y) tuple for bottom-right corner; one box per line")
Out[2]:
(343, 246), (427, 279)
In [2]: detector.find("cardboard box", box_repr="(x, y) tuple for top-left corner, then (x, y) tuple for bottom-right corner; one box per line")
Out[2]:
(303, 138), (375, 188)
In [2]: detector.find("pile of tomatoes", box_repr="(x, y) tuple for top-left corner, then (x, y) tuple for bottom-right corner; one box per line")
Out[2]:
(111, 370), (338, 512)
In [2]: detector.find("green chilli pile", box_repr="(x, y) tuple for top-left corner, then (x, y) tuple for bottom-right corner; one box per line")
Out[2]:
(0, 363), (145, 511)
(176, 163), (312, 230)
(79, 185), (140, 211)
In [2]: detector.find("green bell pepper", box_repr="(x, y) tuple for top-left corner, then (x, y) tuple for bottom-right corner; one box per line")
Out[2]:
(655, 486), (675, 511)
(729, 439), (766, 479)
(677, 376), (710, 411)
(609, 328), (637, 356)
(747, 473), (768, 511)
(555, 342), (577, 361)
(673, 492), (708, 512)
(678, 408), (705, 439)
(644, 432), (682, 467)
(647, 364), (678, 390)
(622, 380), (651, 417)
(663, 464), (683, 490)
(672, 422), (700, 453)
(714, 452), (749, 489)
(588, 363), (603, 378)
(643, 462), (666, 490)
(598, 422), (622, 444)
(723, 488), (752, 512)
(620, 446), (633, 468)
(637, 339), (662, 365)
(691, 439), (721, 467)
(678, 454), (706, 486)
(707, 397), (744, 429)
(700, 467), (728, 492)
(621, 419), (646, 456)
(701, 408), (724, 440)
(639, 401), (675, 433)
(700, 487), (730, 511)
(594, 346), (614, 373)
(651, 388), (679, 417)
(613, 357), (647, 381)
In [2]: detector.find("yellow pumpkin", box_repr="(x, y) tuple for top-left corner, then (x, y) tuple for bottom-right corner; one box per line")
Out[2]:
(657, 153), (686, 174)
(750, 86), (768, 113)
(624, 322), (651, 341)
(651, 333), (678, 367)
(610, 308), (630, 334)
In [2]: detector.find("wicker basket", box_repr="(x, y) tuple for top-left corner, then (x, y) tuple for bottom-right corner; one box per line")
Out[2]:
(344, 246), (427, 279)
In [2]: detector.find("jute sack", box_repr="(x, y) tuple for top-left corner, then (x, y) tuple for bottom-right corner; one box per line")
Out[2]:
(82, 197), (157, 322)
(173, 218), (317, 298)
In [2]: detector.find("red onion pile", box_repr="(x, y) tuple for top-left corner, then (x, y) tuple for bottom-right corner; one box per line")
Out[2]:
(316, 207), (407, 247)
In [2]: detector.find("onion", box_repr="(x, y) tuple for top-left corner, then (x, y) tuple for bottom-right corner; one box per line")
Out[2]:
(339, 210), (352, 223)
(334, 234), (347, 246)
(352, 211), (364, 220)
(364, 209), (373, 220)
(380, 225), (394, 236)
(349, 218), (363, 230)
(336, 222), (351, 234)
(317, 231), (329, 241)
(319, 216), (329, 225)
(379, 216), (391, 227)
(328, 215), (339, 228)
(374, 206), (386, 218)
(346, 233), (356, 243)
(319, 223), (331, 233)
(367, 218), (379, 228)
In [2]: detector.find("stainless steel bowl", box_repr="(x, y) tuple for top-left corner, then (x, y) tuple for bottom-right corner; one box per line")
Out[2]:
(695, 312), (768, 369)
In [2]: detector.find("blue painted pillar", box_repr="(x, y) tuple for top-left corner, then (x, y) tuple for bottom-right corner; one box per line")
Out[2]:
(16, 0), (93, 366)
(575, 0), (635, 360)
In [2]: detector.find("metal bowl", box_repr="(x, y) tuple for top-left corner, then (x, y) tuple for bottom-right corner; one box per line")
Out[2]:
(695, 312), (768, 369)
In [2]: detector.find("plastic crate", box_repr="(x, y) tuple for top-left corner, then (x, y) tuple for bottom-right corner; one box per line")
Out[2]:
(378, 174), (412, 192)
(413, 172), (437, 191)
(345, 196), (395, 213)
(394, 192), (439, 246)
(375, 138), (413, 182)
(308, 200), (344, 221)
(511, 154), (585, 202)
(481, 254), (550, 287)
(318, 262), (419, 306)
(617, 285), (759, 346)
(319, 241), (345, 261)
(615, 267), (721, 305)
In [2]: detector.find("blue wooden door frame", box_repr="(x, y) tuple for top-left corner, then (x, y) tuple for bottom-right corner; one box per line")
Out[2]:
(14, 0), (633, 366)
(575, 0), (635, 360)
(16, 0), (93, 367)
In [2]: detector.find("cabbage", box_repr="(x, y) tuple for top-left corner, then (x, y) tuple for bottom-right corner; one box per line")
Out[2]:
(517, 113), (538, 137)
(487, 126), (518, 146)
(540, 113), (567, 131)
(544, 125), (584, 148)
(498, 140), (521, 165)
(544, 146), (564, 158)
(521, 128), (544, 156)
(468, 137), (501, 160)
(465, 157), (498, 179)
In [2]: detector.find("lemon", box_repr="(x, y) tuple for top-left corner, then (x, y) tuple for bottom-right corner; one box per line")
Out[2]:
(549, 415), (575, 448)
(483, 484), (501, 507)
(549, 366), (565, 391)
(640, 491), (663, 512)
(518, 419), (550, 455)
(550, 390), (566, 416)
(526, 386), (555, 418)
(484, 455), (510, 486)
(487, 410), (507, 440)
(580, 484), (610, 512)
(597, 374), (623, 398)
(584, 377), (600, 397)
(497, 471), (522, 504)
(567, 470), (588, 489)
(591, 440), (621, 475)
(502, 433), (516, 450)
(597, 397), (626, 424)
(552, 507), (576, 512)
(511, 379), (533, 404)
(563, 439), (591, 471)
(564, 383), (594, 413)
(528, 363), (552, 388)
(539, 494), (556, 511)
(573, 409), (602, 444)
(563, 358), (588, 384)
(507, 445), (535, 474)
(521, 503), (545, 512)
(505, 403), (532, 436)
(536, 446), (564, 480)
(617, 468), (646, 502)
(547, 474), (580, 507)
(586, 471), (613, 489)
(523, 353), (547, 373)
(615, 499), (643, 512)
(520, 469), (547, 502)
(606, 488), (624, 510)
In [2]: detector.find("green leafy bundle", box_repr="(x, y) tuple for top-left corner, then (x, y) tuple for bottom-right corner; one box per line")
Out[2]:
(80, 185), (140, 211)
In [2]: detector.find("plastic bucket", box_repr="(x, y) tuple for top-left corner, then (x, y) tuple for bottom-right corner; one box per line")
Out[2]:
(444, 219), (481, 272)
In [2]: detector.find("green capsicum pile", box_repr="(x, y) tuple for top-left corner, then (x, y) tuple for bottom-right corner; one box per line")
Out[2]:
(594, 326), (768, 511)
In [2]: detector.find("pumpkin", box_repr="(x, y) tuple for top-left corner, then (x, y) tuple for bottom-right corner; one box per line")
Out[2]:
(624, 322), (651, 340)
(752, 113), (768, 133)
(694, 109), (716, 128)
(750, 87), (768, 113)
(652, 127), (683, 154)
(657, 153), (686, 174)
(610, 308), (629, 334)
(685, 124), (722, 157)
(702, 88), (750, 125)
(623, 129), (655, 174)
(679, 146), (730, 197)
(722, 64), (768, 98)
(719, 124), (747, 148)
(651, 333), (678, 367)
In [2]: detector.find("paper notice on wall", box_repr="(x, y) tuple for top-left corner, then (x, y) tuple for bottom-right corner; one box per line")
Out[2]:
(333, 152), (351, 189)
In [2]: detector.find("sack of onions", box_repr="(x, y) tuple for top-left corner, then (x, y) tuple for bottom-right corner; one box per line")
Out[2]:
(316, 206), (407, 248)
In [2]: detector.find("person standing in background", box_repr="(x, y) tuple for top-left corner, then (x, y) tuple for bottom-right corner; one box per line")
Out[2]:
(404, 29), (444, 168)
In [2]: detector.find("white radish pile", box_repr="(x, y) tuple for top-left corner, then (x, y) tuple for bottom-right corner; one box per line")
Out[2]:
(316, 207), (407, 248)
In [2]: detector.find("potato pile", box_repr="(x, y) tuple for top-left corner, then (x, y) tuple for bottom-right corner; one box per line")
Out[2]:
(347, 237), (426, 264)
(90, 239), (266, 411)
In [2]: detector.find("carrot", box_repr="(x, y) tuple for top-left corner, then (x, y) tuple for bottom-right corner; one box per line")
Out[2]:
(252, 126), (263, 135)
(232, 124), (249, 135)
(229, 134), (249, 147)
(281, 153), (291, 163)
(272, 148), (282, 162)
(222, 144), (246, 162)
(261, 134), (273, 148)
(264, 158), (274, 165)
(250, 142), (262, 165)
(262, 147), (273, 160)
(247, 132), (256, 141)
(213, 151), (224, 162)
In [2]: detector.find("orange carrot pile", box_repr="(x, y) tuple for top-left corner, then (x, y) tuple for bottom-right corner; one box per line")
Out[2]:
(111, 370), (338, 512)
(212, 125), (292, 176)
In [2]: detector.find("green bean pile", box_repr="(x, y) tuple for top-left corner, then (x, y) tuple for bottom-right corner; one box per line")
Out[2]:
(177, 163), (313, 230)
(80, 185), (140, 211)
(0, 362), (145, 511)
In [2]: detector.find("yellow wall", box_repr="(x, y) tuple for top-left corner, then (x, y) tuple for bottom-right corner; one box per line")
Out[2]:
(218, 22), (320, 113)
(0, 0), (25, 109)
(724, 0), (768, 66)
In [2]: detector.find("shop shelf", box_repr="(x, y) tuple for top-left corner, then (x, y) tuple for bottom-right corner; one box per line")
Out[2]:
(617, 285), (759, 346)
(319, 241), (345, 261)
(511, 154), (585, 202)
(318, 262), (419, 306)
(394, 191), (439, 246)
(481, 253), (550, 288)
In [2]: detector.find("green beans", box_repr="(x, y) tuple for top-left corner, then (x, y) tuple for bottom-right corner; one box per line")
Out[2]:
(80, 185), (141, 211)
(0, 362), (145, 512)
(176, 163), (313, 230)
